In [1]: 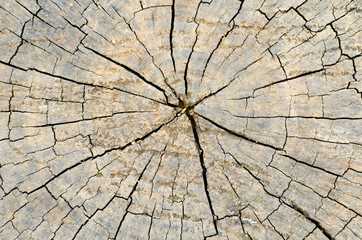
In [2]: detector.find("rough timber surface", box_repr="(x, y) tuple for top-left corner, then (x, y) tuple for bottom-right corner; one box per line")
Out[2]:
(0, 0), (361, 239)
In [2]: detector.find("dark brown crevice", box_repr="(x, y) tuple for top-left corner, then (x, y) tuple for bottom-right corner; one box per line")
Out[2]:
(72, 191), (125, 240)
(287, 202), (333, 240)
(253, 68), (325, 94)
(147, 204), (157, 240)
(117, 12), (181, 102)
(16, 0), (57, 30)
(191, 56), (263, 108)
(220, 114), (362, 120)
(170, 0), (177, 73)
(268, 219), (287, 240)
(280, 154), (340, 177)
(183, 31), (197, 97)
(183, 0), (203, 97)
(82, 46), (166, 93)
(196, 112), (282, 151)
(303, 226), (318, 239)
(200, 0), (245, 84)
(8, 19), (31, 64)
(288, 136), (362, 147)
(334, 214), (358, 239)
(185, 109), (219, 235)
(113, 153), (156, 239)
(20, 111), (153, 128)
(0, 60), (176, 108)
(242, 164), (333, 240)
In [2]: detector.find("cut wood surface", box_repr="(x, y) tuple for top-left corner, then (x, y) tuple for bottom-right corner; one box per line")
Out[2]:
(0, 0), (361, 239)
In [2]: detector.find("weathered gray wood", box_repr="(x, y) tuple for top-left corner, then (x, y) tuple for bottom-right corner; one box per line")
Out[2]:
(0, 0), (361, 239)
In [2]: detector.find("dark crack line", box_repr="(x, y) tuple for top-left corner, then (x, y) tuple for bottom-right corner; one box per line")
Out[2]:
(197, 113), (282, 151)
(267, 219), (286, 240)
(0, 5), (22, 24)
(288, 136), (362, 147)
(257, 9), (270, 21)
(147, 204), (156, 240)
(200, 22), (236, 84)
(148, 145), (167, 201)
(183, 36), (197, 97)
(7, 83), (14, 140)
(113, 153), (156, 240)
(334, 214), (358, 238)
(20, 111), (153, 128)
(200, 0), (245, 84)
(8, 19), (30, 64)
(186, 111), (219, 235)
(112, 10), (180, 102)
(71, 195), (121, 240)
(288, 202), (333, 239)
(218, 114), (362, 120)
(276, 54), (288, 78)
(327, 197), (361, 218)
(223, 174), (240, 199)
(253, 68), (325, 94)
(183, 0), (203, 96)
(15, 0), (57, 30)
(129, 5), (172, 23)
(303, 226), (318, 239)
(170, 0), (176, 72)
(82, 45), (171, 102)
(215, 32), (250, 75)
(281, 154), (340, 177)
(192, 57), (263, 107)
(242, 165), (333, 239)
(0, 60), (175, 108)
(254, 10), (280, 43)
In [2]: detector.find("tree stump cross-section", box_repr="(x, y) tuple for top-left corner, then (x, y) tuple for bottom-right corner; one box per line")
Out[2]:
(0, 0), (361, 239)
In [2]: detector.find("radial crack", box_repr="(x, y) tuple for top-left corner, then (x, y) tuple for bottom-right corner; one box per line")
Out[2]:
(197, 113), (282, 151)
(186, 110), (219, 235)
(170, 0), (177, 73)
(82, 45), (171, 102)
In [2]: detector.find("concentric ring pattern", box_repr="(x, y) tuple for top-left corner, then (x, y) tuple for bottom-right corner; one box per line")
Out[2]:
(0, 0), (361, 239)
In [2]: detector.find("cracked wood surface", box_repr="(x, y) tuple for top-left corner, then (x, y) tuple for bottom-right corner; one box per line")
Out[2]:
(0, 0), (361, 239)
